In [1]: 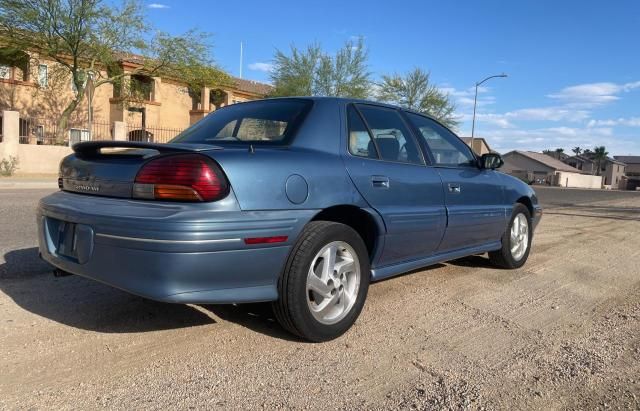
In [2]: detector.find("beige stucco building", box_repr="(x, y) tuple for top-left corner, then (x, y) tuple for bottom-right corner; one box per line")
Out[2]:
(460, 137), (493, 155)
(0, 48), (271, 143)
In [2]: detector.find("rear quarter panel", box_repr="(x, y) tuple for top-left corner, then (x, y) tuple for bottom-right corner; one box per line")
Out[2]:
(208, 99), (370, 211)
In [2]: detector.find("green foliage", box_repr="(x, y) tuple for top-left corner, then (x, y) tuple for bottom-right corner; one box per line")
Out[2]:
(592, 146), (609, 176)
(270, 39), (370, 98)
(376, 68), (458, 129)
(0, 0), (228, 141)
(0, 156), (19, 176)
(572, 146), (582, 155)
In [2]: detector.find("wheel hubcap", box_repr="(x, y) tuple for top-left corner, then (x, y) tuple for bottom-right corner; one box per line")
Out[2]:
(510, 213), (529, 261)
(306, 241), (360, 325)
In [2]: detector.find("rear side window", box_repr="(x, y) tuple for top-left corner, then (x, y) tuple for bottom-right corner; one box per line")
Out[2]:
(355, 105), (424, 165)
(406, 113), (475, 167)
(348, 106), (377, 158)
(172, 99), (312, 145)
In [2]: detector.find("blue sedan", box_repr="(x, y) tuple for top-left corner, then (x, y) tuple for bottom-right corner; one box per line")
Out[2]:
(37, 97), (541, 341)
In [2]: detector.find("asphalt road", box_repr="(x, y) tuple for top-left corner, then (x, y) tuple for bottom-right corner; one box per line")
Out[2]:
(1, 188), (639, 409)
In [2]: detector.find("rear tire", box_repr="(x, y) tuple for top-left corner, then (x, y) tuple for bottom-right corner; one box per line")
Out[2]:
(273, 221), (370, 342)
(489, 203), (532, 269)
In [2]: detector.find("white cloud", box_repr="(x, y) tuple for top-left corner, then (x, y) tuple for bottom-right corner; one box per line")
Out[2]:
(505, 107), (590, 122)
(248, 62), (274, 73)
(148, 3), (169, 9)
(449, 78), (640, 154)
(548, 81), (640, 107)
(478, 126), (623, 153)
(587, 117), (640, 127)
(440, 85), (494, 107)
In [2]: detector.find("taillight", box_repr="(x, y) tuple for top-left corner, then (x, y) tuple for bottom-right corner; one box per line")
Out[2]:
(133, 154), (229, 202)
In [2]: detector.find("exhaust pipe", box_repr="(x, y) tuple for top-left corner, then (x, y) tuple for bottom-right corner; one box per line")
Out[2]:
(53, 268), (73, 277)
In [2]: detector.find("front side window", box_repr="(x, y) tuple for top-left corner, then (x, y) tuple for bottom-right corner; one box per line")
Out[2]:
(406, 113), (476, 167)
(173, 98), (312, 145)
(355, 104), (423, 164)
(38, 64), (48, 88)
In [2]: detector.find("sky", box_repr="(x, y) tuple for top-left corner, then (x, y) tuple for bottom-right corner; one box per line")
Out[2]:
(143, 0), (640, 155)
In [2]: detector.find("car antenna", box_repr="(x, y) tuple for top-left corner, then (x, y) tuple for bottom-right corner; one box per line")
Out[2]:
(249, 144), (255, 154)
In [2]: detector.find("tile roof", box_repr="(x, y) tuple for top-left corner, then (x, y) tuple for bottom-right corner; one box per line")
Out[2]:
(613, 155), (640, 164)
(116, 53), (272, 96)
(569, 155), (627, 165)
(506, 150), (584, 173)
(232, 77), (272, 96)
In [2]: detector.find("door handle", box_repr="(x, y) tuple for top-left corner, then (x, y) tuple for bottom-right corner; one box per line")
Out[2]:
(448, 183), (461, 193)
(371, 176), (390, 189)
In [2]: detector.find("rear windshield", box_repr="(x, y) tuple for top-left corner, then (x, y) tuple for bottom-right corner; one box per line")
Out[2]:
(171, 98), (313, 145)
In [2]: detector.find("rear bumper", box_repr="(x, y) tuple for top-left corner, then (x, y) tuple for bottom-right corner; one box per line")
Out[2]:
(37, 191), (315, 303)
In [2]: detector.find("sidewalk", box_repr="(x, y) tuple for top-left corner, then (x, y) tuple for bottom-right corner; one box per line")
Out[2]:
(0, 174), (58, 189)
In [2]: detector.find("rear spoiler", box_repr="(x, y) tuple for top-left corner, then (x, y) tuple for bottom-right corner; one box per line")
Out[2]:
(72, 141), (222, 156)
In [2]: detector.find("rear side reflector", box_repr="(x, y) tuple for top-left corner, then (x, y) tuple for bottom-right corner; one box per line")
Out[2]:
(134, 154), (229, 202)
(244, 236), (288, 245)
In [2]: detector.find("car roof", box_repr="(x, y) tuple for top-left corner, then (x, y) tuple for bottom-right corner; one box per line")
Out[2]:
(262, 96), (442, 123)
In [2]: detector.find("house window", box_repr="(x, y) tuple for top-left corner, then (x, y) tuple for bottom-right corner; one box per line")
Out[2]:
(0, 64), (10, 79)
(69, 128), (90, 145)
(35, 124), (45, 144)
(130, 74), (153, 101)
(38, 64), (48, 87)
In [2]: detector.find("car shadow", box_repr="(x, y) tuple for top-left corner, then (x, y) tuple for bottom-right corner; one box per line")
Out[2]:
(0, 247), (302, 340)
(448, 254), (497, 269)
(1, 247), (500, 341)
(372, 262), (446, 284)
(200, 303), (303, 342)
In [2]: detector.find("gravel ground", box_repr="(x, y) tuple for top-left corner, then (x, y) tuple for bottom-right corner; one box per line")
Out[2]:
(0, 188), (639, 410)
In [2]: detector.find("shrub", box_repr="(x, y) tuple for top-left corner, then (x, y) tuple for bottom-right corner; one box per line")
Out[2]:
(0, 156), (19, 176)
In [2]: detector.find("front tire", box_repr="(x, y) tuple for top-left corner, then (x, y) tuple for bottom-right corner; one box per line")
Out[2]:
(489, 203), (533, 269)
(273, 221), (370, 342)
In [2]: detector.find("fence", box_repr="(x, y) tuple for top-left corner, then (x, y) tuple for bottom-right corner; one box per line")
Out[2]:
(68, 120), (113, 145)
(16, 118), (116, 146)
(18, 118), (60, 145)
(6, 113), (186, 147)
(126, 123), (184, 144)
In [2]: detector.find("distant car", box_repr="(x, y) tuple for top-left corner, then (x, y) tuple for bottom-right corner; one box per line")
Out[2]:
(37, 98), (542, 341)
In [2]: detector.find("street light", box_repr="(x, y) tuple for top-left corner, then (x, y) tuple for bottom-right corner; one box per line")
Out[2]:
(471, 73), (507, 151)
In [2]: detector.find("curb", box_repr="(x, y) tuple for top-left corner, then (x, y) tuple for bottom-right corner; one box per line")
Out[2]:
(0, 180), (58, 189)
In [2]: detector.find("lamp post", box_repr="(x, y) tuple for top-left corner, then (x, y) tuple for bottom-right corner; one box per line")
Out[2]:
(471, 73), (507, 152)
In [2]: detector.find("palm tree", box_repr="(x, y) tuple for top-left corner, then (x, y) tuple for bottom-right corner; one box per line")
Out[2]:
(572, 146), (582, 156)
(555, 148), (564, 154)
(593, 146), (609, 176)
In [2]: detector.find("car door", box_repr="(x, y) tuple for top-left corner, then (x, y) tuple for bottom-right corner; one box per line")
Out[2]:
(404, 112), (506, 252)
(342, 103), (446, 267)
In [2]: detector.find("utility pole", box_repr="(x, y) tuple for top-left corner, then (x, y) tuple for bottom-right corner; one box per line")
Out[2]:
(239, 42), (244, 79)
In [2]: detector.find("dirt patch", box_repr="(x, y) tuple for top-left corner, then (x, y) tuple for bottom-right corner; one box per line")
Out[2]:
(1, 190), (639, 409)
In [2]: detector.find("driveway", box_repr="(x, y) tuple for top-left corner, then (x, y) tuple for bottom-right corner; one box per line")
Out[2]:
(1, 188), (638, 409)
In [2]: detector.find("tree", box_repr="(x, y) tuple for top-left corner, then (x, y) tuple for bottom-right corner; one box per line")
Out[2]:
(376, 68), (458, 129)
(0, 0), (229, 143)
(270, 39), (370, 99)
(555, 148), (564, 154)
(593, 146), (609, 176)
(572, 146), (582, 156)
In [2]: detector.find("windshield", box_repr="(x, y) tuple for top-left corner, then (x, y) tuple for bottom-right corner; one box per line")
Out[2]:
(171, 98), (313, 145)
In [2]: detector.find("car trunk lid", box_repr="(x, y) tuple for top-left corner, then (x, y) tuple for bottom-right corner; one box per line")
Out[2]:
(60, 141), (223, 198)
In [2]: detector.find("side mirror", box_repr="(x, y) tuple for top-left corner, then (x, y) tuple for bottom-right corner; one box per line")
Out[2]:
(479, 153), (504, 170)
